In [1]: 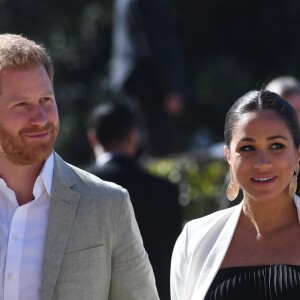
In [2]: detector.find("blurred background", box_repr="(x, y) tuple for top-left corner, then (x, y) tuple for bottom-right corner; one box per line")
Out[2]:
(2, 0), (300, 221)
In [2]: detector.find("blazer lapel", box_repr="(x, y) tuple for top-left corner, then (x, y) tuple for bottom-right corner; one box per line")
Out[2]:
(187, 195), (300, 300)
(40, 153), (81, 300)
(191, 202), (243, 300)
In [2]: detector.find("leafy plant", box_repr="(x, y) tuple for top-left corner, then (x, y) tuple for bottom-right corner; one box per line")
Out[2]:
(145, 154), (229, 223)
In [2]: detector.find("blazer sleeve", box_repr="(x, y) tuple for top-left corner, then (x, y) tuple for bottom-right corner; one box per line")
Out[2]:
(109, 190), (159, 300)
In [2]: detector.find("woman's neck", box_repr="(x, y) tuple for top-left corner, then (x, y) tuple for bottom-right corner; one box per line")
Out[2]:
(242, 195), (298, 237)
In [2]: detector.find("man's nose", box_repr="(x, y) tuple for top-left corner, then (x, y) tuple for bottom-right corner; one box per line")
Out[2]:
(29, 105), (47, 126)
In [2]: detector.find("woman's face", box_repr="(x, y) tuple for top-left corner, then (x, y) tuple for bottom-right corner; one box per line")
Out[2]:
(224, 110), (300, 203)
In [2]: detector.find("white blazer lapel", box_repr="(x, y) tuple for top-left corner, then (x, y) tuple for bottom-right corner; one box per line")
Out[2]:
(191, 202), (243, 300)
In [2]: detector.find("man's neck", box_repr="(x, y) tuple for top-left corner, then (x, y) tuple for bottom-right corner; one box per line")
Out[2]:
(0, 158), (45, 205)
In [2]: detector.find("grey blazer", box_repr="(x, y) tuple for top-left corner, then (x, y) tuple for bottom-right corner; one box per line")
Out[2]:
(40, 153), (159, 300)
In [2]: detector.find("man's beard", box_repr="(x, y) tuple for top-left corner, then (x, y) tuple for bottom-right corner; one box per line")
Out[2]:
(0, 121), (60, 165)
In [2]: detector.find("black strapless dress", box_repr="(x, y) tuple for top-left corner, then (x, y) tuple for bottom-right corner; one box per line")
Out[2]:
(205, 265), (300, 300)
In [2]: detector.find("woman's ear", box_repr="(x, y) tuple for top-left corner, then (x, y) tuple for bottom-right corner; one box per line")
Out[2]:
(224, 145), (231, 165)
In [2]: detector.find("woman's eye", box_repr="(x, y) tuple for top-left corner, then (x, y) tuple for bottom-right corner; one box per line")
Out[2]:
(270, 143), (284, 149)
(239, 145), (254, 152)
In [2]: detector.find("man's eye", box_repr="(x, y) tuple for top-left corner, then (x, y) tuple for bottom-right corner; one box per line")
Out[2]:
(41, 97), (52, 102)
(40, 97), (54, 106)
(15, 102), (27, 107)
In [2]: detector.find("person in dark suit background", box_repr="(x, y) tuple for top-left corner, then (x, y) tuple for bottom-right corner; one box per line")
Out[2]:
(86, 100), (182, 300)
(106, 0), (191, 156)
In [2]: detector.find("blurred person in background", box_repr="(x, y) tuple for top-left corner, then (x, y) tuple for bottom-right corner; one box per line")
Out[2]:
(265, 76), (300, 122)
(171, 90), (300, 299)
(106, 0), (191, 156)
(86, 100), (182, 300)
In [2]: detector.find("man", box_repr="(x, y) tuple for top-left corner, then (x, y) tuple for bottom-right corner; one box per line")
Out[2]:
(0, 33), (159, 300)
(86, 101), (182, 300)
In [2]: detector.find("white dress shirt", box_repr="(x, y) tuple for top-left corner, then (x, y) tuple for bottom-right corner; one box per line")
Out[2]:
(96, 152), (113, 167)
(0, 153), (54, 300)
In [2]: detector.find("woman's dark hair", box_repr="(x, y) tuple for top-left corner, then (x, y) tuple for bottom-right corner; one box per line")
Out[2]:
(224, 90), (300, 150)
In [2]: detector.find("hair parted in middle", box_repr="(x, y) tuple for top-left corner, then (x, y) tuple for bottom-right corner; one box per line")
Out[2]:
(224, 90), (300, 151)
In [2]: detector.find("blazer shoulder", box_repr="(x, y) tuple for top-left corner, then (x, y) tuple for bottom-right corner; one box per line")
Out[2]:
(180, 205), (240, 250)
(187, 205), (238, 229)
(54, 153), (127, 200)
(185, 206), (237, 231)
(72, 163), (127, 195)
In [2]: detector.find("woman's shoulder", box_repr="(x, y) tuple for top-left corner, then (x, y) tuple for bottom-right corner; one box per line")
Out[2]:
(186, 205), (239, 230)
(177, 204), (241, 250)
(172, 204), (242, 271)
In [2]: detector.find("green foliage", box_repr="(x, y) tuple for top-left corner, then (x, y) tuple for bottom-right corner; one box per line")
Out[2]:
(145, 154), (228, 222)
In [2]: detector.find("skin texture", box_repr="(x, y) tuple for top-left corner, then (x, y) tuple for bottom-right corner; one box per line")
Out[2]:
(0, 65), (59, 165)
(225, 110), (299, 204)
(0, 64), (59, 205)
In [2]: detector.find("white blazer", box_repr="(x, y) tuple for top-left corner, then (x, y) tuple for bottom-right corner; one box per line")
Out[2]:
(170, 196), (300, 300)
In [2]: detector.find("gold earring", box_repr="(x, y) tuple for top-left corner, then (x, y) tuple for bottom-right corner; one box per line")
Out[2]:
(289, 163), (300, 198)
(227, 172), (240, 201)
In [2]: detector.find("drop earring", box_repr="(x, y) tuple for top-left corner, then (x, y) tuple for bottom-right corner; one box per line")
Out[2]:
(226, 171), (240, 201)
(289, 163), (300, 198)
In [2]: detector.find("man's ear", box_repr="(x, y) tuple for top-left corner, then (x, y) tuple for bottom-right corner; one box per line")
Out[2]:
(87, 128), (98, 148)
(127, 128), (139, 155)
(224, 145), (231, 165)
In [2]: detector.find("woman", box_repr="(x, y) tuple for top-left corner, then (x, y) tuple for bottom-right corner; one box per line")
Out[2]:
(171, 90), (300, 300)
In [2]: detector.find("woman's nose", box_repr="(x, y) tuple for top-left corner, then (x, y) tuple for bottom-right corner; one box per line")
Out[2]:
(254, 151), (271, 168)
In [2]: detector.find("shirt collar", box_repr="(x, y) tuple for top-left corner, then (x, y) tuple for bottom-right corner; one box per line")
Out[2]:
(95, 152), (129, 167)
(96, 152), (114, 166)
(35, 152), (54, 196)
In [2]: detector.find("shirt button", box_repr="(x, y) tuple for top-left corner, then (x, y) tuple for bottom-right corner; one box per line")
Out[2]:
(7, 273), (15, 280)
(12, 234), (19, 241)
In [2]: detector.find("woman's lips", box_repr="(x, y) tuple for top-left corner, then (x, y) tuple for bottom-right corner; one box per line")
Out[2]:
(251, 176), (277, 184)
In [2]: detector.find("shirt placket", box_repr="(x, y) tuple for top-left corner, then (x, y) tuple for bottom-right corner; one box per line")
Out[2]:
(4, 205), (28, 300)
